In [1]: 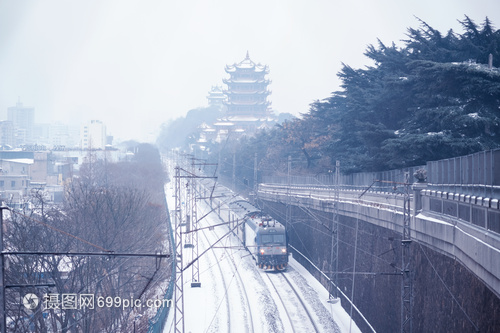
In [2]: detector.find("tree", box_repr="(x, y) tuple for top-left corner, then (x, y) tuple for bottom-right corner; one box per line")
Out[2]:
(4, 150), (169, 332)
(205, 16), (500, 175)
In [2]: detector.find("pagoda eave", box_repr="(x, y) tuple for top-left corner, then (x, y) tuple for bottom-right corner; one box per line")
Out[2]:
(223, 101), (270, 106)
(223, 79), (270, 85)
(224, 90), (270, 95)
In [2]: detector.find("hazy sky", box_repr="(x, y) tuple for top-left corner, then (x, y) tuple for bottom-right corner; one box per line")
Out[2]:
(1, 1), (499, 142)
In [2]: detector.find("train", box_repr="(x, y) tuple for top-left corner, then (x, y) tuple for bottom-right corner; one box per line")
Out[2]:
(227, 198), (289, 270)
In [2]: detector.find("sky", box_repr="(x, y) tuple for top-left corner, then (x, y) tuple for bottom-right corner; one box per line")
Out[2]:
(1, 0), (499, 142)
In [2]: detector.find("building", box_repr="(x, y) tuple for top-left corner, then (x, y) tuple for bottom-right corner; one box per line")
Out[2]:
(7, 98), (35, 145)
(207, 85), (227, 110)
(0, 121), (15, 148)
(195, 53), (277, 149)
(80, 120), (107, 150)
(221, 52), (275, 133)
(49, 123), (80, 148)
(0, 158), (33, 203)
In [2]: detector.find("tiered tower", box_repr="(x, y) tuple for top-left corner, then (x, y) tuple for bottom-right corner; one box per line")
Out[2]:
(222, 52), (273, 132)
(206, 85), (226, 110)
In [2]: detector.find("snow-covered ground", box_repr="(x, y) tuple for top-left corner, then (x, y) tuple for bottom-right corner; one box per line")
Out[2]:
(163, 179), (361, 333)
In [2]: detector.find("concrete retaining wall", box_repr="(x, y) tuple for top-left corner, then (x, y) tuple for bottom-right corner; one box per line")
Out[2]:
(258, 184), (500, 299)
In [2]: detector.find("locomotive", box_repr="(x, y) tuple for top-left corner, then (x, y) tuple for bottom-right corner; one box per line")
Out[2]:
(228, 199), (288, 270)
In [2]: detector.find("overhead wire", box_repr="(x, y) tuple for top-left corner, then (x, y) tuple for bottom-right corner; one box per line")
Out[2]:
(417, 242), (479, 332)
(6, 189), (171, 332)
(259, 195), (399, 270)
(9, 209), (112, 253)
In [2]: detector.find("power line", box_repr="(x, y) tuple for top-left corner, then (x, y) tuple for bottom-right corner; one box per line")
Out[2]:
(9, 209), (112, 253)
(417, 242), (479, 332)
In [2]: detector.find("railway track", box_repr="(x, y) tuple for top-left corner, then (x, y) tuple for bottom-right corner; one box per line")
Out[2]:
(198, 199), (255, 333)
(197, 184), (320, 333)
(262, 270), (320, 333)
(198, 229), (231, 333)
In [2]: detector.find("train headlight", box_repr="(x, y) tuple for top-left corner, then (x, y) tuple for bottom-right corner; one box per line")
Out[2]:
(281, 248), (287, 254)
(260, 249), (265, 255)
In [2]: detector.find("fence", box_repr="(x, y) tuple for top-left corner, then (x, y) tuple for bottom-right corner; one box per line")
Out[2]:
(262, 149), (500, 199)
(426, 148), (500, 198)
(147, 196), (175, 333)
(262, 165), (424, 190)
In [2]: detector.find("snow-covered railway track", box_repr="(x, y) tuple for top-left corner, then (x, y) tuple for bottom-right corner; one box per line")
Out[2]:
(198, 200), (255, 333)
(198, 228), (231, 333)
(280, 272), (320, 332)
(224, 245), (255, 333)
(263, 271), (320, 333)
(263, 271), (297, 333)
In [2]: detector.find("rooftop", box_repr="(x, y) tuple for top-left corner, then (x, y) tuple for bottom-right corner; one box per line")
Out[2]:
(225, 51), (269, 73)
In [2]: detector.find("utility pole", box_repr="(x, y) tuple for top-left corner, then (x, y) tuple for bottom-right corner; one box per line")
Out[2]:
(253, 153), (258, 193)
(173, 158), (218, 332)
(174, 166), (185, 333)
(232, 151), (236, 191)
(401, 172), (413, 333)
(358, 175), (414, 332)
(0, 201), (169, 333)
(329, 161), (340, 302)
(190, 158), (201, 288)
(286, 156), (292, 232)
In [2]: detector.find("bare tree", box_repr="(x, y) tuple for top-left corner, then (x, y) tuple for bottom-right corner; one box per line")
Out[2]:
(4, 149), (170, 332)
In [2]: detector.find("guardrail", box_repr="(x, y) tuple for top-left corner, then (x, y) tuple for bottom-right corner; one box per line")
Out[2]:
(259, 182), (500, 299)
(262, 149), (500, 199)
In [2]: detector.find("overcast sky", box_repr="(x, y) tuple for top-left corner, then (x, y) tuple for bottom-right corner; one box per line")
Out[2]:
(1, 1), (499, 142)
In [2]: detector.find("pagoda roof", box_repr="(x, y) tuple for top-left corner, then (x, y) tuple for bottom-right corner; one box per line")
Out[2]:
(224, 90), (270, 95)
(225, 52), (269, 73)
(198, 122), (213, 129)
(223, 78), (270, 84)
(207, 85), (226, 97)
(209, 85), (224, 93)
(227, 116), (262, 122)
(224, 101), (270, 106)
(213, 121), (235, 126)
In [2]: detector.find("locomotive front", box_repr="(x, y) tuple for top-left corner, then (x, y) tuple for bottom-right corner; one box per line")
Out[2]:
(256, 222), (288, 270)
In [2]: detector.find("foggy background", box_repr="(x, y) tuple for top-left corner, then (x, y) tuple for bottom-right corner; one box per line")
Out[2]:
(1, 0), (499, 142)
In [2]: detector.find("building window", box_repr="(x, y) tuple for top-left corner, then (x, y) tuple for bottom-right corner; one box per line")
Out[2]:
(0, 181), (3, 187)
(11, 181), (15, 188)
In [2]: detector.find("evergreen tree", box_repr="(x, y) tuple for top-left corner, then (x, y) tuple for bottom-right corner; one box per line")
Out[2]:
(203, 16), (500, 175)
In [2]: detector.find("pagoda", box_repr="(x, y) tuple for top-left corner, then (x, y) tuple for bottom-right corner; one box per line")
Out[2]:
(206, 85), (226, 110)
(221, 52), (274, 132)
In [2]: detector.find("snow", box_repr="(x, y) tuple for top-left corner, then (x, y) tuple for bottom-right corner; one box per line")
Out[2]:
(415, 212), (451, 225)
(3, 158), (34, 164)
(287, 258), (361, 333)
(163, 177), (362, 333)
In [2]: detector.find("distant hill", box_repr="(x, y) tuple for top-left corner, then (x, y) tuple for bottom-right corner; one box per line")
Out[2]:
(156, 106), (222, 151)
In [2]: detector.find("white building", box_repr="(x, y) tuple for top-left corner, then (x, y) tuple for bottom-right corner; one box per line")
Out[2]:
(49, 123), (80, 148)
(8, 98), (35, 145)
(80, 120), (107, 150)
(0, 158), (33, 203)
